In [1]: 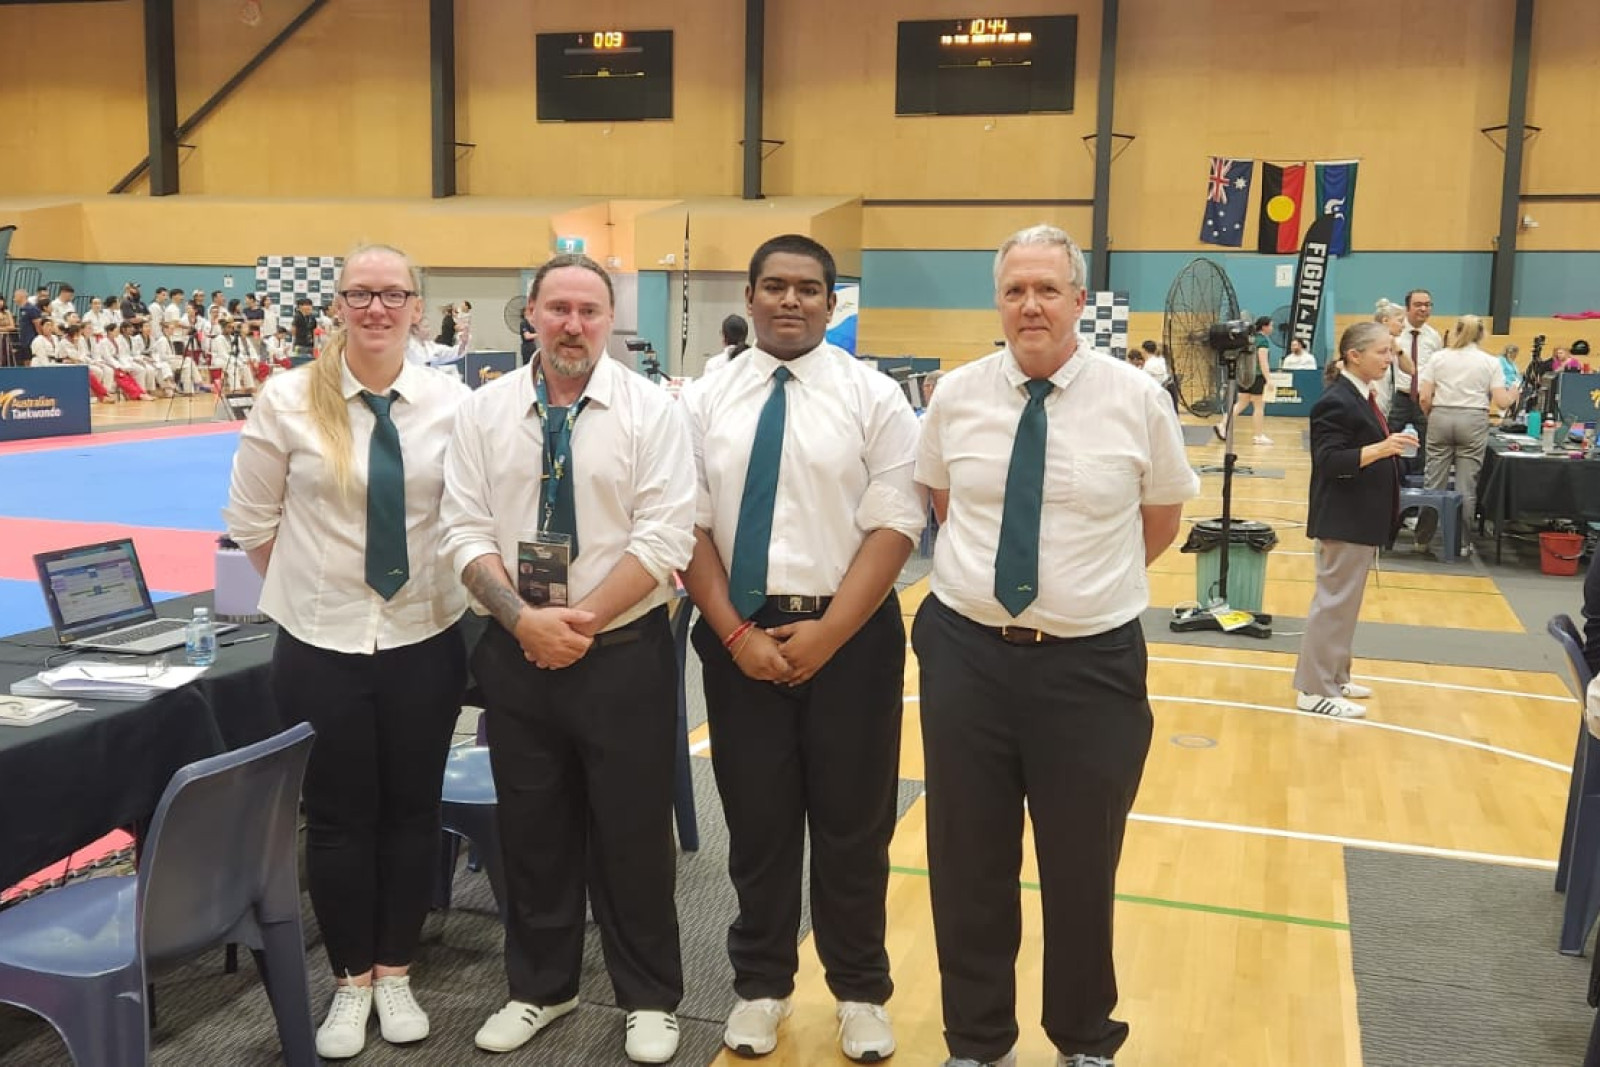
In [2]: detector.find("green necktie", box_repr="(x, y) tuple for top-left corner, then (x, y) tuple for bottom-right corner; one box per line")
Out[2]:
(362, 391), (409, 600)
(994, 378), (1054, 616)
(728, 365), (791, 619)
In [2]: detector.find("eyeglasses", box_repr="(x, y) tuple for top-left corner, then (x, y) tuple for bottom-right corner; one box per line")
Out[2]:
(338, 289), (416, 309)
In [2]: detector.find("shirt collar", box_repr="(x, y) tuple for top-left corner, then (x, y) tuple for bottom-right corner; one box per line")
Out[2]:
(1000, 343), (1090, 394)
(746, 341), (830, 384)
(1340, 369), (1374, 398)
(340, 355), (419, 403)
(518, 350), (617, 415)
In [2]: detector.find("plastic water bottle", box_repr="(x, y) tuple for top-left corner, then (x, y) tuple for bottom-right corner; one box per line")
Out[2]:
(185, 607), (217, 667)
(1400, 423), (1418, 459)
(1527, 410), (1542, 442)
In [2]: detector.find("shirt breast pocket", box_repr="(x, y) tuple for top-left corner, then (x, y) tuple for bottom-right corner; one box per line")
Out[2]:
(1065, 454), (1142, 520)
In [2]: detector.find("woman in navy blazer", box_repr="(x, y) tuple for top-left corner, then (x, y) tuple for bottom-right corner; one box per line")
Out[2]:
(1293, 322), (1418, 718)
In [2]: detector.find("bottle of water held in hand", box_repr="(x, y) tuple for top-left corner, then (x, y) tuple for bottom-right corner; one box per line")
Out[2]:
(1400, 423), (1418, 458)
(185, 607), (217, 667)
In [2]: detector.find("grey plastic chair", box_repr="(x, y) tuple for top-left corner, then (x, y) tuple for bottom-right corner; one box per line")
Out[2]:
(0, 722), (319, 1065)
(1549, 614), (1600, 954)
(436, 743), (507, 920)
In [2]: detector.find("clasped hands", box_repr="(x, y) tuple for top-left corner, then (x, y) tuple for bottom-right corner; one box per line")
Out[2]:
(727, 618), (841, 687)
(513, 606), (596, 670)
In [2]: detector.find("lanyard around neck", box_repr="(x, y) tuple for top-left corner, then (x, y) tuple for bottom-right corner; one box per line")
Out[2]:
(532, 359), (592, 535)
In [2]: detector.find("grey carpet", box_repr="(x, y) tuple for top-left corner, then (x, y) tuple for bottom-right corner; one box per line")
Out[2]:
(1345, 848), (1595, 1066)
(0, 758), (924, 1066)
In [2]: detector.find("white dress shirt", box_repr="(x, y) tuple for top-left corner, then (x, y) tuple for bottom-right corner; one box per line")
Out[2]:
(223, 360), (471, 654)
(1282, 352), (1318, 370)
(1419, 343), (1502, 410)
(917, 346), (1200, 637)
(681, 342), (925, 597)
(440, 353), (696, 632)
(1391, 321), (1442, 394)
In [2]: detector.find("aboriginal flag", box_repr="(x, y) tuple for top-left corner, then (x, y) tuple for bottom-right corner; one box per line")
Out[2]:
(1257, 162), (1305, 254)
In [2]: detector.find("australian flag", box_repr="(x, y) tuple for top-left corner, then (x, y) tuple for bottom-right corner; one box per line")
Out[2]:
(1199, 157), (1254, 248)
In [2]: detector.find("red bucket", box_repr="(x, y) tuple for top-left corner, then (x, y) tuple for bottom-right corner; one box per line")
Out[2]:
(1539, 532), (1586, 576)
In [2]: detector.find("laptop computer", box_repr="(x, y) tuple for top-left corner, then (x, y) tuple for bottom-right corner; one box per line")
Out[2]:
(33, 538), (237, 655)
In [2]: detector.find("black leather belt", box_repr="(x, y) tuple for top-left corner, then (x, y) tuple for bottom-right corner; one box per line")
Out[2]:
(766, 595), (833, 614)
(981, 624), (1071, 646)
(592, 606), (664, 648)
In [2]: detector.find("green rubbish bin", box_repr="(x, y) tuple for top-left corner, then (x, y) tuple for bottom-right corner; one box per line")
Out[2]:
(1180, 519), (1277, 613)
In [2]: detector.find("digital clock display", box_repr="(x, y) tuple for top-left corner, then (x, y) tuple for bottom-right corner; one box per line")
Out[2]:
(584, 31), (626, 50)
(941, 17), (1034, 46)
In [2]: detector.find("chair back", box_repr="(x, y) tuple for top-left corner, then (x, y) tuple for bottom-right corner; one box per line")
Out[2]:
(135, 722), (314, 963)
(1550, 614), (1595, 697)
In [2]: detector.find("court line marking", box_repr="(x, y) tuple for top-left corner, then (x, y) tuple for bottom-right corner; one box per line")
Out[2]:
(898, 692), (1568, 771)
(1147, 654), (1573, 705)
(1148, 694), (1569, 772)
(887, 864), (1348, 930)
(1126, 812), (1558, 871)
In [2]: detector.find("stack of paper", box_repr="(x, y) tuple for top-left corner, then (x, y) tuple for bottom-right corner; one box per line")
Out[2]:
(11, 662), (208, 702)
(0, 696), (80, 726)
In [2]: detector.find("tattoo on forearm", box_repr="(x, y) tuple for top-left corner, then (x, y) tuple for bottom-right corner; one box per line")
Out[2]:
(464, 558), (526, 632)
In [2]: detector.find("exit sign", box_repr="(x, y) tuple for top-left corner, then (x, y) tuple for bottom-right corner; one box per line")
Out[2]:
(555, 236), (586, 254)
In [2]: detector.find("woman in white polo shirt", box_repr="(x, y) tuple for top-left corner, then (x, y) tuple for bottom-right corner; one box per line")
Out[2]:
(224, 243), (471, 1061)
(1417, 315), (1516, 554)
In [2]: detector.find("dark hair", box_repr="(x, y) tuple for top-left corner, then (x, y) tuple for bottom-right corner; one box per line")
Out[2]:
(747, 234), (837, 293)
(721, 314), (749, 349)
(58, 284), (74, 294)
(1253, 315), (1272, 330)
(1141, 339), (1158, 355)
(529, 252), (615, 307)
(1573, 339), (1591, 357)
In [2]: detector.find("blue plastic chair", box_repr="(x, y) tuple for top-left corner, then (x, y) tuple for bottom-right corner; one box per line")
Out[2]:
(435, 744), (507, 920)
(1400, 486), (1465, 560)
(1549, 614), (1600, 954)
(0, 722), (319, 1065)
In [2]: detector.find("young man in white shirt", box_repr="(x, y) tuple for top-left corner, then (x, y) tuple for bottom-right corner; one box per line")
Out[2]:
(1387, 288), (1442, 469)
(680, 235), (923, 1064)
(442, 253), (694, 1066)
(47, 285), (76, 326)
(914, 225), (1199, 1067)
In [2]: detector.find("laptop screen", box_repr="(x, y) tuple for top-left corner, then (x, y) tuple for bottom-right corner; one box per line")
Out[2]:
(34, 539), (158, 643)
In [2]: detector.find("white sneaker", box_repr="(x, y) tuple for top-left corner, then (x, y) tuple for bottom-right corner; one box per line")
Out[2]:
(1296, 692), (1366, 719)
(373, 974), (429, 1044)
(1058, 1055), (1116, 1066)
(625, 1010), (680, 1063)
(315, 983), (373, 1059)
(724, 996), (792, 1056)
(943, 1051), (1017, 1067)
(1252, 434), (1274, 446)
(838, 1001), (896, 1062)
(1339, 681), (1373, 699)
(474, 996), (579, 1053)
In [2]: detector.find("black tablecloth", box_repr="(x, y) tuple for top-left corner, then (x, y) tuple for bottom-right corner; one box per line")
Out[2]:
(0, 594), (282, 891)
(1479, 437), (1600, 530)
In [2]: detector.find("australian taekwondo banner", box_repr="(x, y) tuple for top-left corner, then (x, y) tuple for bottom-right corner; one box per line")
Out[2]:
(0, 366), (92, 443)
(1288, 215), (1336, 363)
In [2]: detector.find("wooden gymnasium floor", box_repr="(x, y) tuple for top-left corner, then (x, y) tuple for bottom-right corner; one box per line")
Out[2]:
(50, 398), (1575, 1065)
(681, 412), (1574, 1067)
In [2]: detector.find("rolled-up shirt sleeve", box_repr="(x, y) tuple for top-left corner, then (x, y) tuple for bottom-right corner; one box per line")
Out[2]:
(439, 396), (502, 578)
(221, 385), (289, 551)
(855, 385), (928, 544)
(626, 399), (697, 580)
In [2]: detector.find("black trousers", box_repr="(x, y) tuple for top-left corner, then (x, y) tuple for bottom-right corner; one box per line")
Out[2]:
(913, 596), (1152, 1062)
(1387, 389), (1428, 476)
(271, 624), (468, 976)
(693, 593), (904, 1004)
(474, 608), (683, 1011)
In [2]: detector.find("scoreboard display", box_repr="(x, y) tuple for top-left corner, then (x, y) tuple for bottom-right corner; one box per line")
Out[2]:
(536, 30), (674, 123)
(895, 16), (1078, 117)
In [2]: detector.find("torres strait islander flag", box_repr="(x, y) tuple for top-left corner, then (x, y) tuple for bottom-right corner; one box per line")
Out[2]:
(1199, 157), (1254, 248)
(1314, 161), (1359, 256)
(1257, 162), (1306, 254)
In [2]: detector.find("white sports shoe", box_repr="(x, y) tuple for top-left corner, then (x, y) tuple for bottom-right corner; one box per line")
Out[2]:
(474, 996), (579, 1053)
(724, 996), (793, 1056)
(625, 1010), (680, 1063)
(1252, 434), (1274, 446)
(1296, 692), (1367, 719)
(315, 983), (373, 1060)
(1339, 681), (1373, 699)
(373, 974), (429, 1044)
(837, 1001), (896, 1062)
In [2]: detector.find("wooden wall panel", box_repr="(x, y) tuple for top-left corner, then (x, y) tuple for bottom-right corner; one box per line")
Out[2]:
(0, 1), (146, 195)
